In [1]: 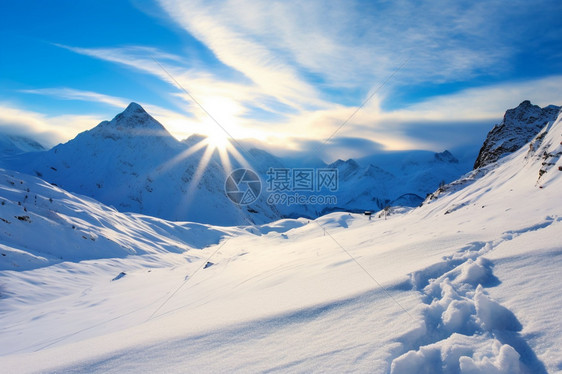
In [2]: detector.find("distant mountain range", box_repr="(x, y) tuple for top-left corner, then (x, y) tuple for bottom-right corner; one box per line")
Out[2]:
(0, 133), (45, 155)
(1, 100), (558, 225)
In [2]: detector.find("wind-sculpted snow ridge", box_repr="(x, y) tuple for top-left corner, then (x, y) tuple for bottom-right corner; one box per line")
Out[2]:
(422, 165), (493, 205)
(397, 108), (562, 373)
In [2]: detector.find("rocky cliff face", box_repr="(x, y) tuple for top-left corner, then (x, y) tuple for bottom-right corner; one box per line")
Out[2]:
(473, 100), (560, 169)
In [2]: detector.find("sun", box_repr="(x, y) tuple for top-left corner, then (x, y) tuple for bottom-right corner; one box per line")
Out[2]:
(205, 131), (230, 151)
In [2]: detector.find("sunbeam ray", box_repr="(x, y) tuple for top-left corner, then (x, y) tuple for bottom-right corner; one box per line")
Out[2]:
(174, 143), (217, 219)
(217, 141), (233, 176)
(158, 139), (208, 174)
(228, 143), (252, 170)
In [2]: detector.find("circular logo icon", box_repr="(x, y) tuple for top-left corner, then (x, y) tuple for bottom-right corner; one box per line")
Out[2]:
(225, 168), (261, 205)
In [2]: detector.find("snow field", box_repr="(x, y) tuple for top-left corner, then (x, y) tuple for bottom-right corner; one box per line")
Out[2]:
(0, 109), (561, 372)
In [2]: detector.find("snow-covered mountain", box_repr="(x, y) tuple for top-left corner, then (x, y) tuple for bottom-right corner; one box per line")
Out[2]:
(5, 100), (557, 229)
(257, 149), (467, 219)
(0, 103), (561, 373)
(473, 100), (561, 169)
(1, 103), (471, 224)
(0, 133), (45, 156)
(1, 103), (280, 226)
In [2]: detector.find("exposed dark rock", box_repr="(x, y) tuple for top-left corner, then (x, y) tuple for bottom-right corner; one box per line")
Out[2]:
(474, 101), (560, 169)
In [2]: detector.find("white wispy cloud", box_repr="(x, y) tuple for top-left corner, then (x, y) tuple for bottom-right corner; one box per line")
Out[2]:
(55, 44), (192, 91)
(4, 74), (561, 159)
(287, 75), (562, 153)
(149, 0), (561, 150)
(156, 0), (330, 110)
(54, 44), (298, 130)
(383, 75), (562, 122)
(20, 88), (130, 109)
(156, 0), (531, 91)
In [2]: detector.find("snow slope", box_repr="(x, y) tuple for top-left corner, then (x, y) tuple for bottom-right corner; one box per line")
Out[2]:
(0, 168), (240, 272)
(0, 107), (561, 373)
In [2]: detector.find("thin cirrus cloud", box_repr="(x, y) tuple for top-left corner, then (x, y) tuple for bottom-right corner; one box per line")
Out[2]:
(382, 75), (562, 123)
(155, 0), (331, 111)
(273, 75), (562, 158)
(150, 0), (561, 147)
(20, 88), (130, 109)
(156, 0), (519, 90)
(55, 43), (301, 135)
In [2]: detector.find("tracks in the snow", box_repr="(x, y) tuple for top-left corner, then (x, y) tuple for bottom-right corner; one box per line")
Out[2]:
(388, 219), (557, 373)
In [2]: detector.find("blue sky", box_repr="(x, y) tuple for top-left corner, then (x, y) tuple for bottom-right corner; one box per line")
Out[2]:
(1, 0), (562, 160)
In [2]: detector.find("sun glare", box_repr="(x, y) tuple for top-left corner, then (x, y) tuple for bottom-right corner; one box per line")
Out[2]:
(206, 131), (230, 151)
(157, 94), (252, 217)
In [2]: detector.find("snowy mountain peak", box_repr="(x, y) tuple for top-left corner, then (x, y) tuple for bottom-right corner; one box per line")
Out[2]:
(82, 102), (175, 146)
(117, 102), (151, 121)
(473, 100), (561, 169)
(505, 100), (552, 124)
(123, 101), (145, 114)
(182, 133), (208, 146)
(434, 150), (459, 164)
(103, 102), (169, 133)
(0, 103), (283, 225)
(363, 163), (393, 178)
(329, 158), (360, 178)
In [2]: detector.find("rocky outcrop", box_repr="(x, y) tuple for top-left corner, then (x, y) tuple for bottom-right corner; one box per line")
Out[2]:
(473, 100), (560, 169)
